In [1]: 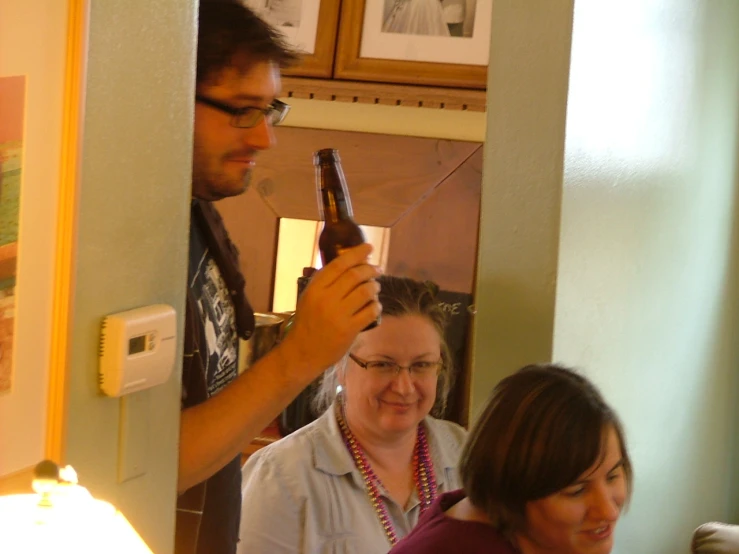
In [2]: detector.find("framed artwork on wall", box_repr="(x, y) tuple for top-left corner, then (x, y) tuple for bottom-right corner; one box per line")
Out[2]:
(243, 0), (342, 78)
(0, 0), (78, 480)
(334, 0), (491, 89)
(0, 75), (25, 398)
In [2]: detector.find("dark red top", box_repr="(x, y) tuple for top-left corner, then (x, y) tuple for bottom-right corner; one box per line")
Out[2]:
(389, 489), (518, 554)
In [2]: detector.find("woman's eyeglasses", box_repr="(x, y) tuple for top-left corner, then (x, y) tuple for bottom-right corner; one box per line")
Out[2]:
(348, 353), (442, 378)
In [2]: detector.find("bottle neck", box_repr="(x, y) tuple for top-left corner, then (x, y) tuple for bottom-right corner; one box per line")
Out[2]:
(318, 165), (354, 223)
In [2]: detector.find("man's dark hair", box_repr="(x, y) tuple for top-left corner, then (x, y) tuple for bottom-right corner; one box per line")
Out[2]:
(461, 364), (633, 537)
(197, 1), (299, 85)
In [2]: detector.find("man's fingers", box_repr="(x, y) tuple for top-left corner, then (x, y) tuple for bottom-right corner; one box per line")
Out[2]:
(342, 279), (382, 317)
(314, 243), (375, 286)
(350, 298), (383, 332)
(329, 264), (381, 301)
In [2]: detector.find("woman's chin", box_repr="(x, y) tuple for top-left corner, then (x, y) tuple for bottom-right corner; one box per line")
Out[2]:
(377, 405), (427, 434)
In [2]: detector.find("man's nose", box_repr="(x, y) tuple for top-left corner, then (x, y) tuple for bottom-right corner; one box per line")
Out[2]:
(243, 116), (276, 150)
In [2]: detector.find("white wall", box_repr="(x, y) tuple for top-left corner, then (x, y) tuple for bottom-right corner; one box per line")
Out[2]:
(554, 1), (739, 552)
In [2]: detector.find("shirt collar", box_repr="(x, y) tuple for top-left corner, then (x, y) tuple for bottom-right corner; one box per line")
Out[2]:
(312, 406), (356, 477)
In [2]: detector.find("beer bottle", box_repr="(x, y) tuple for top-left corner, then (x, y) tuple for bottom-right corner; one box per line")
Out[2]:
(314, 148), (378, 330)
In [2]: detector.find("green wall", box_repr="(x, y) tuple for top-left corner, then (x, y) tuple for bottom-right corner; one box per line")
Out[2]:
(64, 1), (196, 552)
(554, 1), (739, 552)
(469, 0), (574, 416)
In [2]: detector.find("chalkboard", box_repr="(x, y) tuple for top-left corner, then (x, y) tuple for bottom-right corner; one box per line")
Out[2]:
(435, 289), (474, 423)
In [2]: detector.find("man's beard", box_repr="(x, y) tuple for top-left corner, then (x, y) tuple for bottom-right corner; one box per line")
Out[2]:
(191, 158), (252, 201)
(241, 168), (253, 192)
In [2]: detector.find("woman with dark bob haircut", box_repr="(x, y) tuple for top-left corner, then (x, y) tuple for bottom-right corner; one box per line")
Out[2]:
(389, 363), (633, 554)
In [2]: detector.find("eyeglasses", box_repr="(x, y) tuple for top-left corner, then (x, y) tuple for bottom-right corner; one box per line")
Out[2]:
(195, 94), (291, 128)
(348, 353), (442, 378)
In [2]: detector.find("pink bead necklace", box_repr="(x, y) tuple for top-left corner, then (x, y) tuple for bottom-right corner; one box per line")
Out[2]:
(335, 401), (438, 546)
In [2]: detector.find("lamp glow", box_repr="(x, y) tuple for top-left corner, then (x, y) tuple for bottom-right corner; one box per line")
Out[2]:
(0, 461), (152, 554)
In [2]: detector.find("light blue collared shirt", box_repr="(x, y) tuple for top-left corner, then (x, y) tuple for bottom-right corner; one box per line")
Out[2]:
(238, 406), (467, 554)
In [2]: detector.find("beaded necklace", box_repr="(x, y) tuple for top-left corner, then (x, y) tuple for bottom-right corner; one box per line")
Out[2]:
(335, 401), (438, 546)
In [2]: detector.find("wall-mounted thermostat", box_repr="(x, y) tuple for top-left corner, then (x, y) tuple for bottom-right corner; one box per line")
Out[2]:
(99, 304), (177, 397)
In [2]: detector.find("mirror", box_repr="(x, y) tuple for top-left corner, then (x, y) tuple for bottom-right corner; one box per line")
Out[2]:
(272, 219), (389, 312)
(0, 76), (24, 394)
(216, 127), (482, 424)
(217, 126), (483, 313)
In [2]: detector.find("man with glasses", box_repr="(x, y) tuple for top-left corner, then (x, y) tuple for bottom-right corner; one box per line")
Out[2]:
(178, 3), (382, 554)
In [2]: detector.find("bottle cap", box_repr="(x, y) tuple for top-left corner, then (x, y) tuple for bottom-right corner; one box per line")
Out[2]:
(314, 148), (340, 166)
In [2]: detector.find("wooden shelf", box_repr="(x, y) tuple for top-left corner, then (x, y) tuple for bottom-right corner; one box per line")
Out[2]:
(0, 242), (17, 281)
(282, 77), (487, 112)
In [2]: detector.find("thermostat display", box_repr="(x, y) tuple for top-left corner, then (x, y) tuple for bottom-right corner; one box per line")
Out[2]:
(128, 335), (147, 355)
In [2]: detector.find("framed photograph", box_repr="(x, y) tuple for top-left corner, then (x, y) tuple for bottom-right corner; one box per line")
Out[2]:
(0, 0), (70, 478)
(335, 0), (491, 89)
(242, 0), (342, 78)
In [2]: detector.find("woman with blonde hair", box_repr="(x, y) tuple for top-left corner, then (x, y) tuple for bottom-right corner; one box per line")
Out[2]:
(238, 275), (467, 554)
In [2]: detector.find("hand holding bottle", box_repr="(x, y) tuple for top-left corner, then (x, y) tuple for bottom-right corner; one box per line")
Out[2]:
(315, 148), (379, 330)
(278, 243), (381, 377)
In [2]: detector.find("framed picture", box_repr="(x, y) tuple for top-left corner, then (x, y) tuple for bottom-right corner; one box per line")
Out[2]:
(0, 0), (71, 478)
(0, 75), (25, 397)
(335, 0), (491, 89)
(242, 0), (342, 78)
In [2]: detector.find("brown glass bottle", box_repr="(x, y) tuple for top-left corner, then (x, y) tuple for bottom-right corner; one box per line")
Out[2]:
(314, 148), (378, 330)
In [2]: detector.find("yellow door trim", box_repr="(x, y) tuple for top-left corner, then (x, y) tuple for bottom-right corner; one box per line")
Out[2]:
(46, 0), (87, 463)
